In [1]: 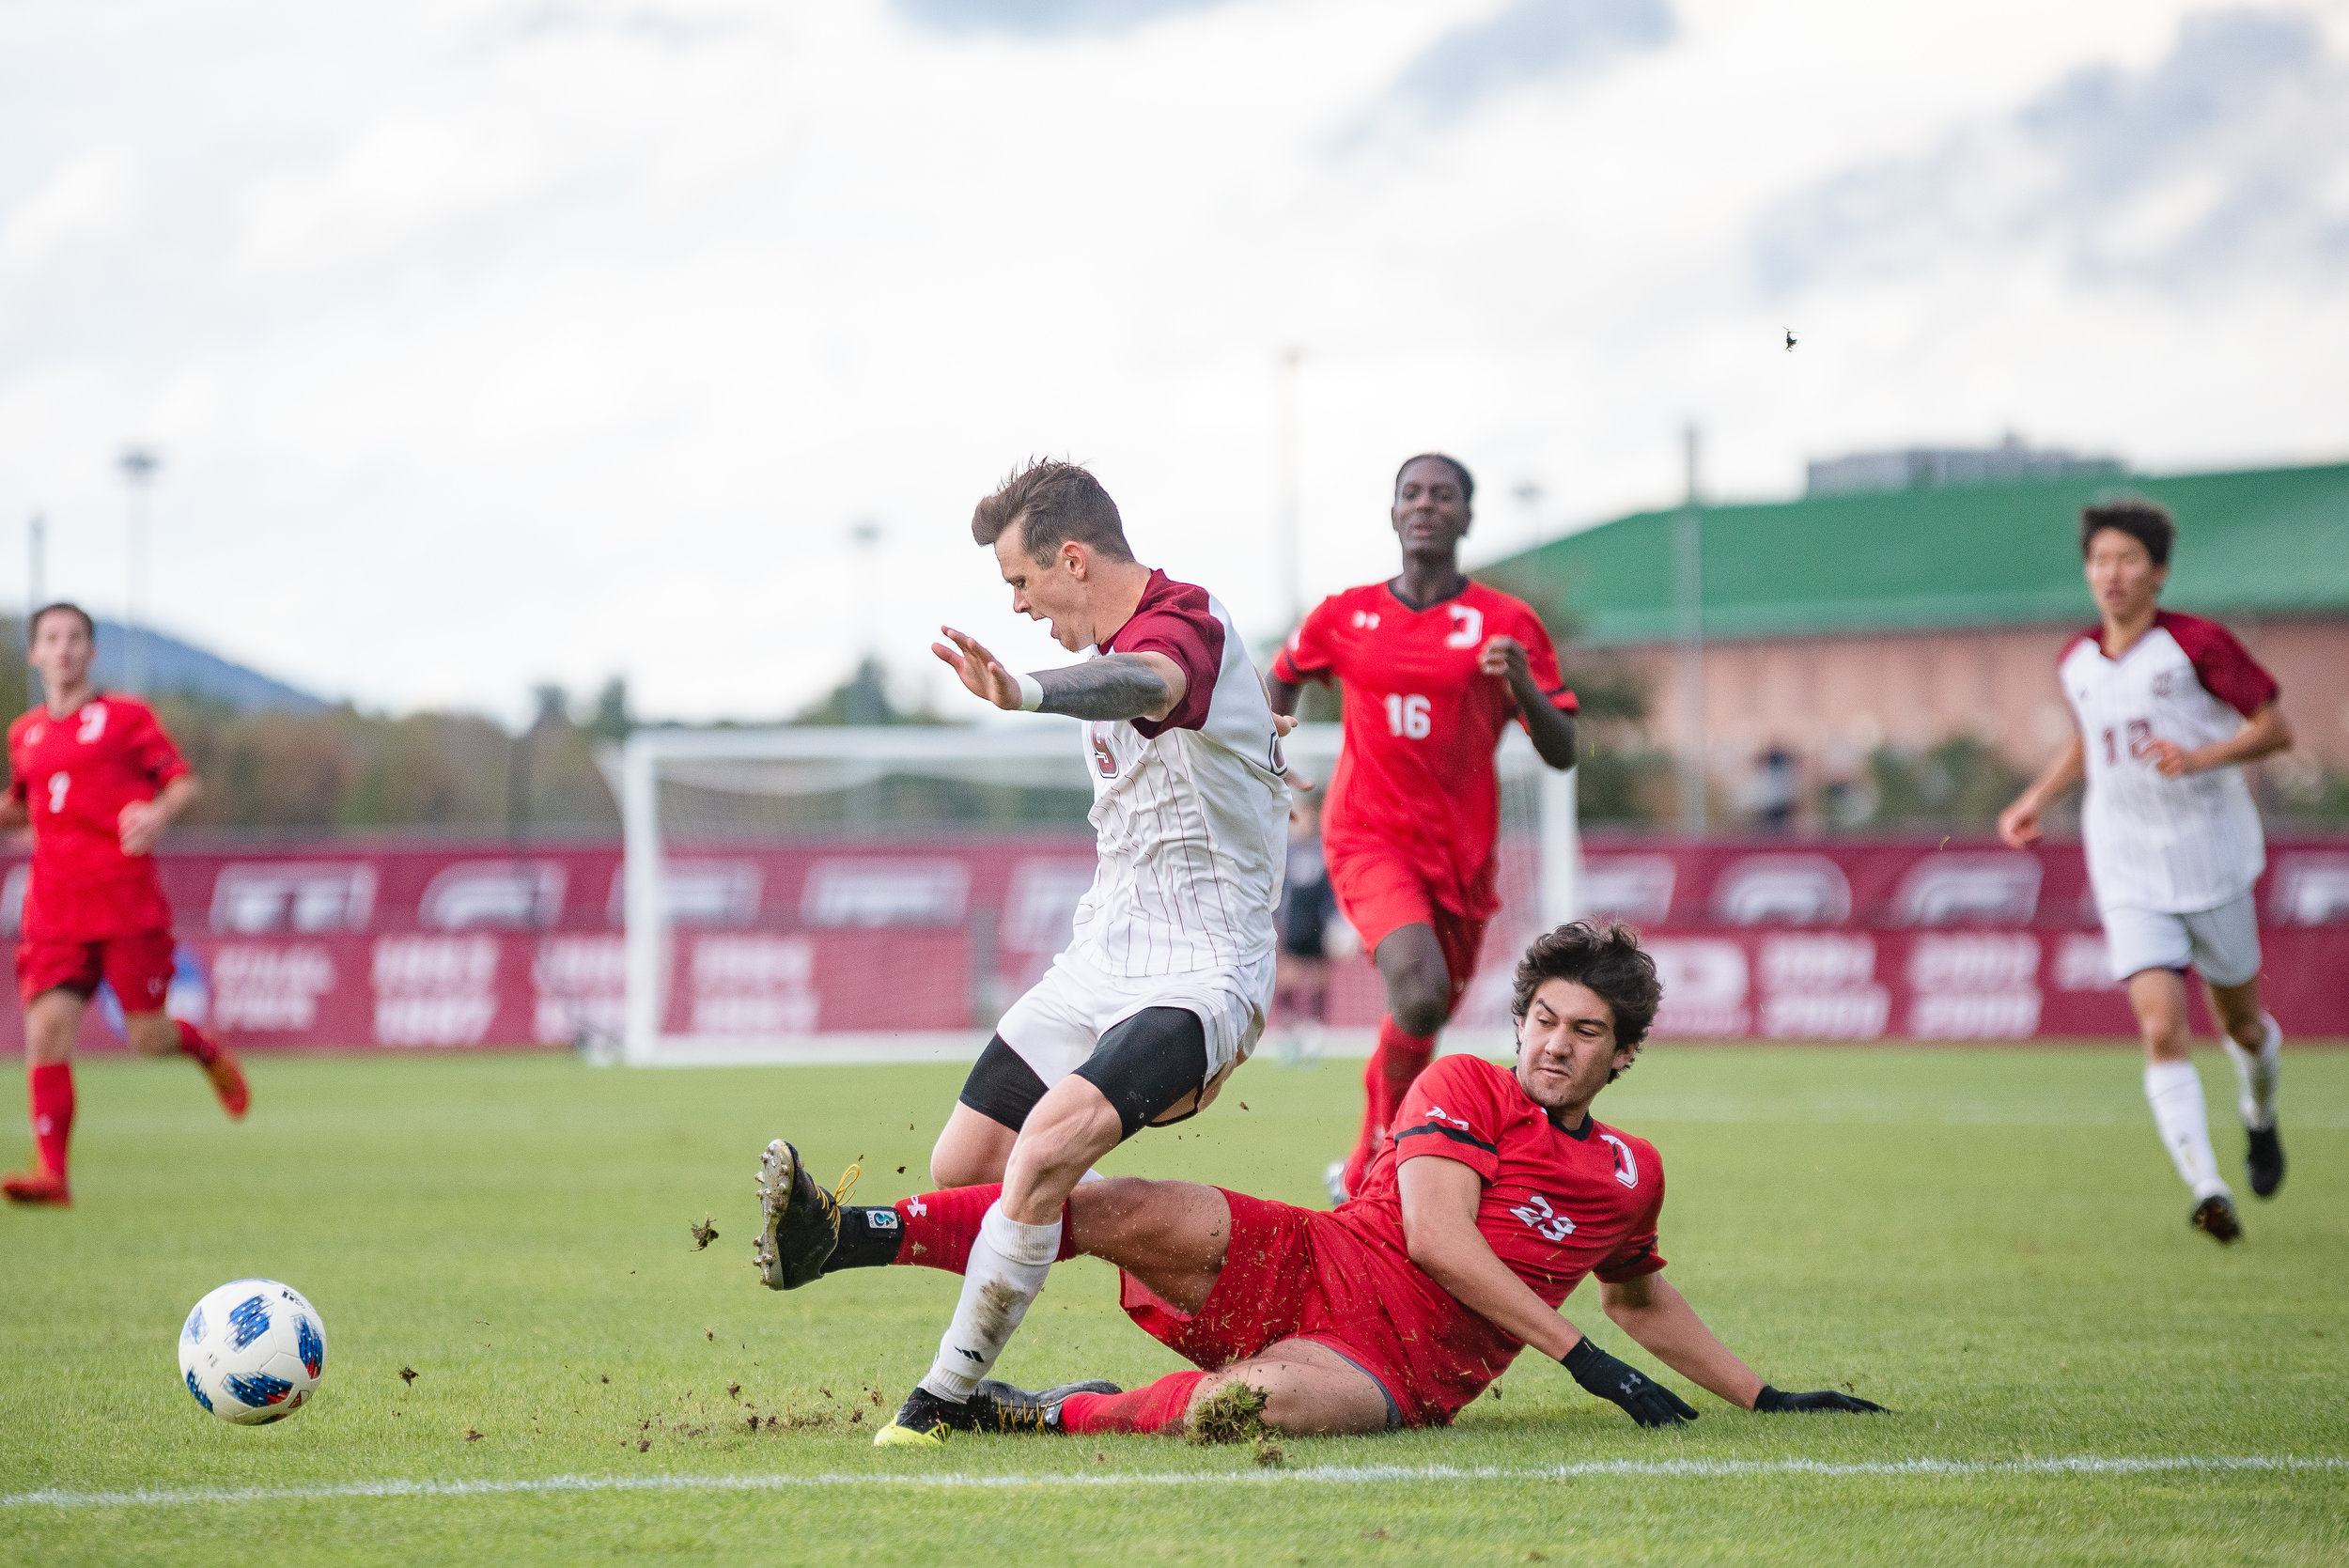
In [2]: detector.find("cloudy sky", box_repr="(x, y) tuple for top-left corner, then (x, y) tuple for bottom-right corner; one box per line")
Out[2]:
(3, 0), (2345, 722)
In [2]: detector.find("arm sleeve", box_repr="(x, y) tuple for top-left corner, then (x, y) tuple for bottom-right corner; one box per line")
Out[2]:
(1268, 598), (1337, 686)
(129, 706), (192, 787)
(1514, 609), (1578, 726)
(1116, 600), (1224, 737)
(1594, 1176), (1668, 1283)
(1391, 1055), (1509, 1182)
(2170, 616), (2280, 719)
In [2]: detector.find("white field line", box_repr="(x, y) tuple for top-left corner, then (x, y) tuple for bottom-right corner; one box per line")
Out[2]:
(8, 1455), (2344, 1512)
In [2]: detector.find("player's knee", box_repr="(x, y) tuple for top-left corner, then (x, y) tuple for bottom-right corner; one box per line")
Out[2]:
(927, 1123), (1010, 1189)
(1391, 984), (1450, 1038)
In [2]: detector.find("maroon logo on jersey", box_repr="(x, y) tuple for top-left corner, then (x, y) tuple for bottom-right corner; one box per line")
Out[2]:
(1089, 728), (1117, 779)
(1599, 1132), (1640, 1189)
(2151, 671), (2173, 697)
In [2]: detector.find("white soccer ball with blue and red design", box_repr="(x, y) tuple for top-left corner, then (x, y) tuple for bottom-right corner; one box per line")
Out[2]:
(178, 1280), (328, 1424)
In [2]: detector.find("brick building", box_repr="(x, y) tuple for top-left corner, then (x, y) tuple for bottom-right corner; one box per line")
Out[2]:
(1480, 460), (2349, 815)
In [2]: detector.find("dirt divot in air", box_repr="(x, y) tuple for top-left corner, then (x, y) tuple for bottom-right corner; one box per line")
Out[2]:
(1187, 1381), (1268, 1446)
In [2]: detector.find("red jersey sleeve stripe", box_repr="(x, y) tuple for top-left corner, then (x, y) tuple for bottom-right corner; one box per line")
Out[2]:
(1395, 1123), (1500, 1155)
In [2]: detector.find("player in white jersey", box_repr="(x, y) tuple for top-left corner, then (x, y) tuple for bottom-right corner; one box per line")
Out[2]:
(1999, 500), (2294, 1244)
(750, 459), (1290, 1445)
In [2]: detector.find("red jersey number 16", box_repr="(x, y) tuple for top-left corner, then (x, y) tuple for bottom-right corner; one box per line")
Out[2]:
(1384, 693), (1431, 739)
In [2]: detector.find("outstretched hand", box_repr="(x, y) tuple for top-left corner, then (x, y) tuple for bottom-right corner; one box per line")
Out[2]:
(931, 627), (1022, 711)
(1997, 799), (2042, 849)
(1563, 1338), (1698, 1429)
(1753, 1386), (1886, 1414)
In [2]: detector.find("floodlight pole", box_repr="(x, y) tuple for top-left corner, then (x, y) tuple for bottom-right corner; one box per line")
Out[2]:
(1674, 425), (1706, 835)
(118, 447), (161, 695)
(25, 513), (44, 712)
(1275, 346), (1304, 635)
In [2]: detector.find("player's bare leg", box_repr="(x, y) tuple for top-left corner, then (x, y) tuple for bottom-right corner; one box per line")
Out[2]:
(124, 1008), (248, 1120)
(2127, 968), (2238, 1242)
(1334, 924), (1450, 1201)
(2206, 976), (2283, 1198)
(929, 1102), (1020, 1189)
(5, 989), (82, 1205)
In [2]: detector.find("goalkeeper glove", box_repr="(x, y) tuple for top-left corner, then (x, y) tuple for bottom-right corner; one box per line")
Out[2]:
(1562, 1338), (1698, 1428)
(1753, 1385), (1886, 1413)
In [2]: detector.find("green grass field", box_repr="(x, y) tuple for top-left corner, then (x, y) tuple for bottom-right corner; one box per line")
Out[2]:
(4, 1043), (2345, 1565)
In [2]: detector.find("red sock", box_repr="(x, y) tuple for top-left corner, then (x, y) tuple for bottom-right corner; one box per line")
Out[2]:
(28, 1063), (74, 1180)
(893, 1184), (1080, 1274)
(175, 1020), (221, 1067)
(1058, 1371), (1207, 1436)
(1343, 1016), (1436, 1194)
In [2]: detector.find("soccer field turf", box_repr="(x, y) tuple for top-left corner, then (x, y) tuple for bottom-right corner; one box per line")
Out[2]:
(4, 1045), (2344, 1566)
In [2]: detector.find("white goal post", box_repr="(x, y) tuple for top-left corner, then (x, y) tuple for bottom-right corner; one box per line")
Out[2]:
(618, 722), (1577, 1065)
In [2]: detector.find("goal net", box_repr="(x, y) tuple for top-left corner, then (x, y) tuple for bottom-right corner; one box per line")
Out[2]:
(617, 721), (1577, 1064)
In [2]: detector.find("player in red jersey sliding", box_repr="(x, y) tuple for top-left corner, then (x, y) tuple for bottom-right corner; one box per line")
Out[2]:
(2, 603), (247, 1207)
(1267, 454), (1579, 1201)
(753, 922), (1882, 1439)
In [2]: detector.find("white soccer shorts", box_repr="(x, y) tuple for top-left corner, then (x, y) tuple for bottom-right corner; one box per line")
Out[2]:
(994, 945), (1273, 1091)
(2101, 891), (2262, 988)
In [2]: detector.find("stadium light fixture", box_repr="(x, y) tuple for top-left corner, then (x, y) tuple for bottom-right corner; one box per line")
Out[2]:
(117, 446), (162, 695)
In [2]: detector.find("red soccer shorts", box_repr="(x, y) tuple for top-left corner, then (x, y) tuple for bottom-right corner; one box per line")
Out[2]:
(1116, 1188), (1497, 1428)
(1326, 848), (1487, 1013)
(16, 931), (177, 1011)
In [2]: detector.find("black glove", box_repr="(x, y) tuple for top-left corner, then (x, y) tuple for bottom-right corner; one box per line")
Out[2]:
(1754, 1385), (1886, 1414)
(1562, 1339), (1698, 1428)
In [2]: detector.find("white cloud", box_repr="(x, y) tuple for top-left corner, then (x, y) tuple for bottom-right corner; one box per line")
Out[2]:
(0, 0), (2340, 725)
(0, 151), (138, 277)
(235, 118), (550, 283)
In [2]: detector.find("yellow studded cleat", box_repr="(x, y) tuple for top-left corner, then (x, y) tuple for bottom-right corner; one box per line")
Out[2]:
(874, 1387), (964, 1447)
(873, 1418), (948, 1449)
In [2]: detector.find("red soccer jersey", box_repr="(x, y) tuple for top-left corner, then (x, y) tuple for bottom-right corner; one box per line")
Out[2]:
(1334, 1052), (1667, 1393)
(8, 694), (189, 941)
(1271, 581), (1574, 921)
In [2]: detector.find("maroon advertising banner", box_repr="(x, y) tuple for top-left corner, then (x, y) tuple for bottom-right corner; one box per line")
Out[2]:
(3, 834), (2343, 1052)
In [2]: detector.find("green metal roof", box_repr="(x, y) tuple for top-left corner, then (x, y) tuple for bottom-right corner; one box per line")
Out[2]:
(1476, 461), (2349, 646)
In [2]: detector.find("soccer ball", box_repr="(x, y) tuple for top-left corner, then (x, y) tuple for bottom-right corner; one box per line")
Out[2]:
(178, 1279), (327, 1425)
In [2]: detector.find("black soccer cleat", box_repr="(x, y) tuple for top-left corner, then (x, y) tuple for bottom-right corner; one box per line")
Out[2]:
(2190, 1192), (2243, 1245)
(752, 1139), (847, 1290)
(972, 1378), (1122, 1435)
(2246, 1125), (2285, 1200)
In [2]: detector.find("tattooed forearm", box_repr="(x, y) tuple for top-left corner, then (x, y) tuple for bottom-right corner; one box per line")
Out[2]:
(1033, 655), (1173, 721)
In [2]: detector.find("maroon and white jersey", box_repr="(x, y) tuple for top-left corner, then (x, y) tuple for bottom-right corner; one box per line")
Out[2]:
(2059, 611), (2279, 913)
(1068, 570), (1288, 978)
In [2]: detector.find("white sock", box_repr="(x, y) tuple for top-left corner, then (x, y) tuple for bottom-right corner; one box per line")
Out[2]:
(2143, 1061), (2230, 1201)
(919, 1202), (1060, 1403)
(2220, 1014), (2282, 1132)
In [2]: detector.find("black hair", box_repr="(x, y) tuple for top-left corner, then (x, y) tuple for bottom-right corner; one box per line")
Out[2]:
(28, 601), (94, 641)
(2079, 497), (2174, 568)
(1393, 452), (1474, 506)
(1512, 921), (1663, 1080)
